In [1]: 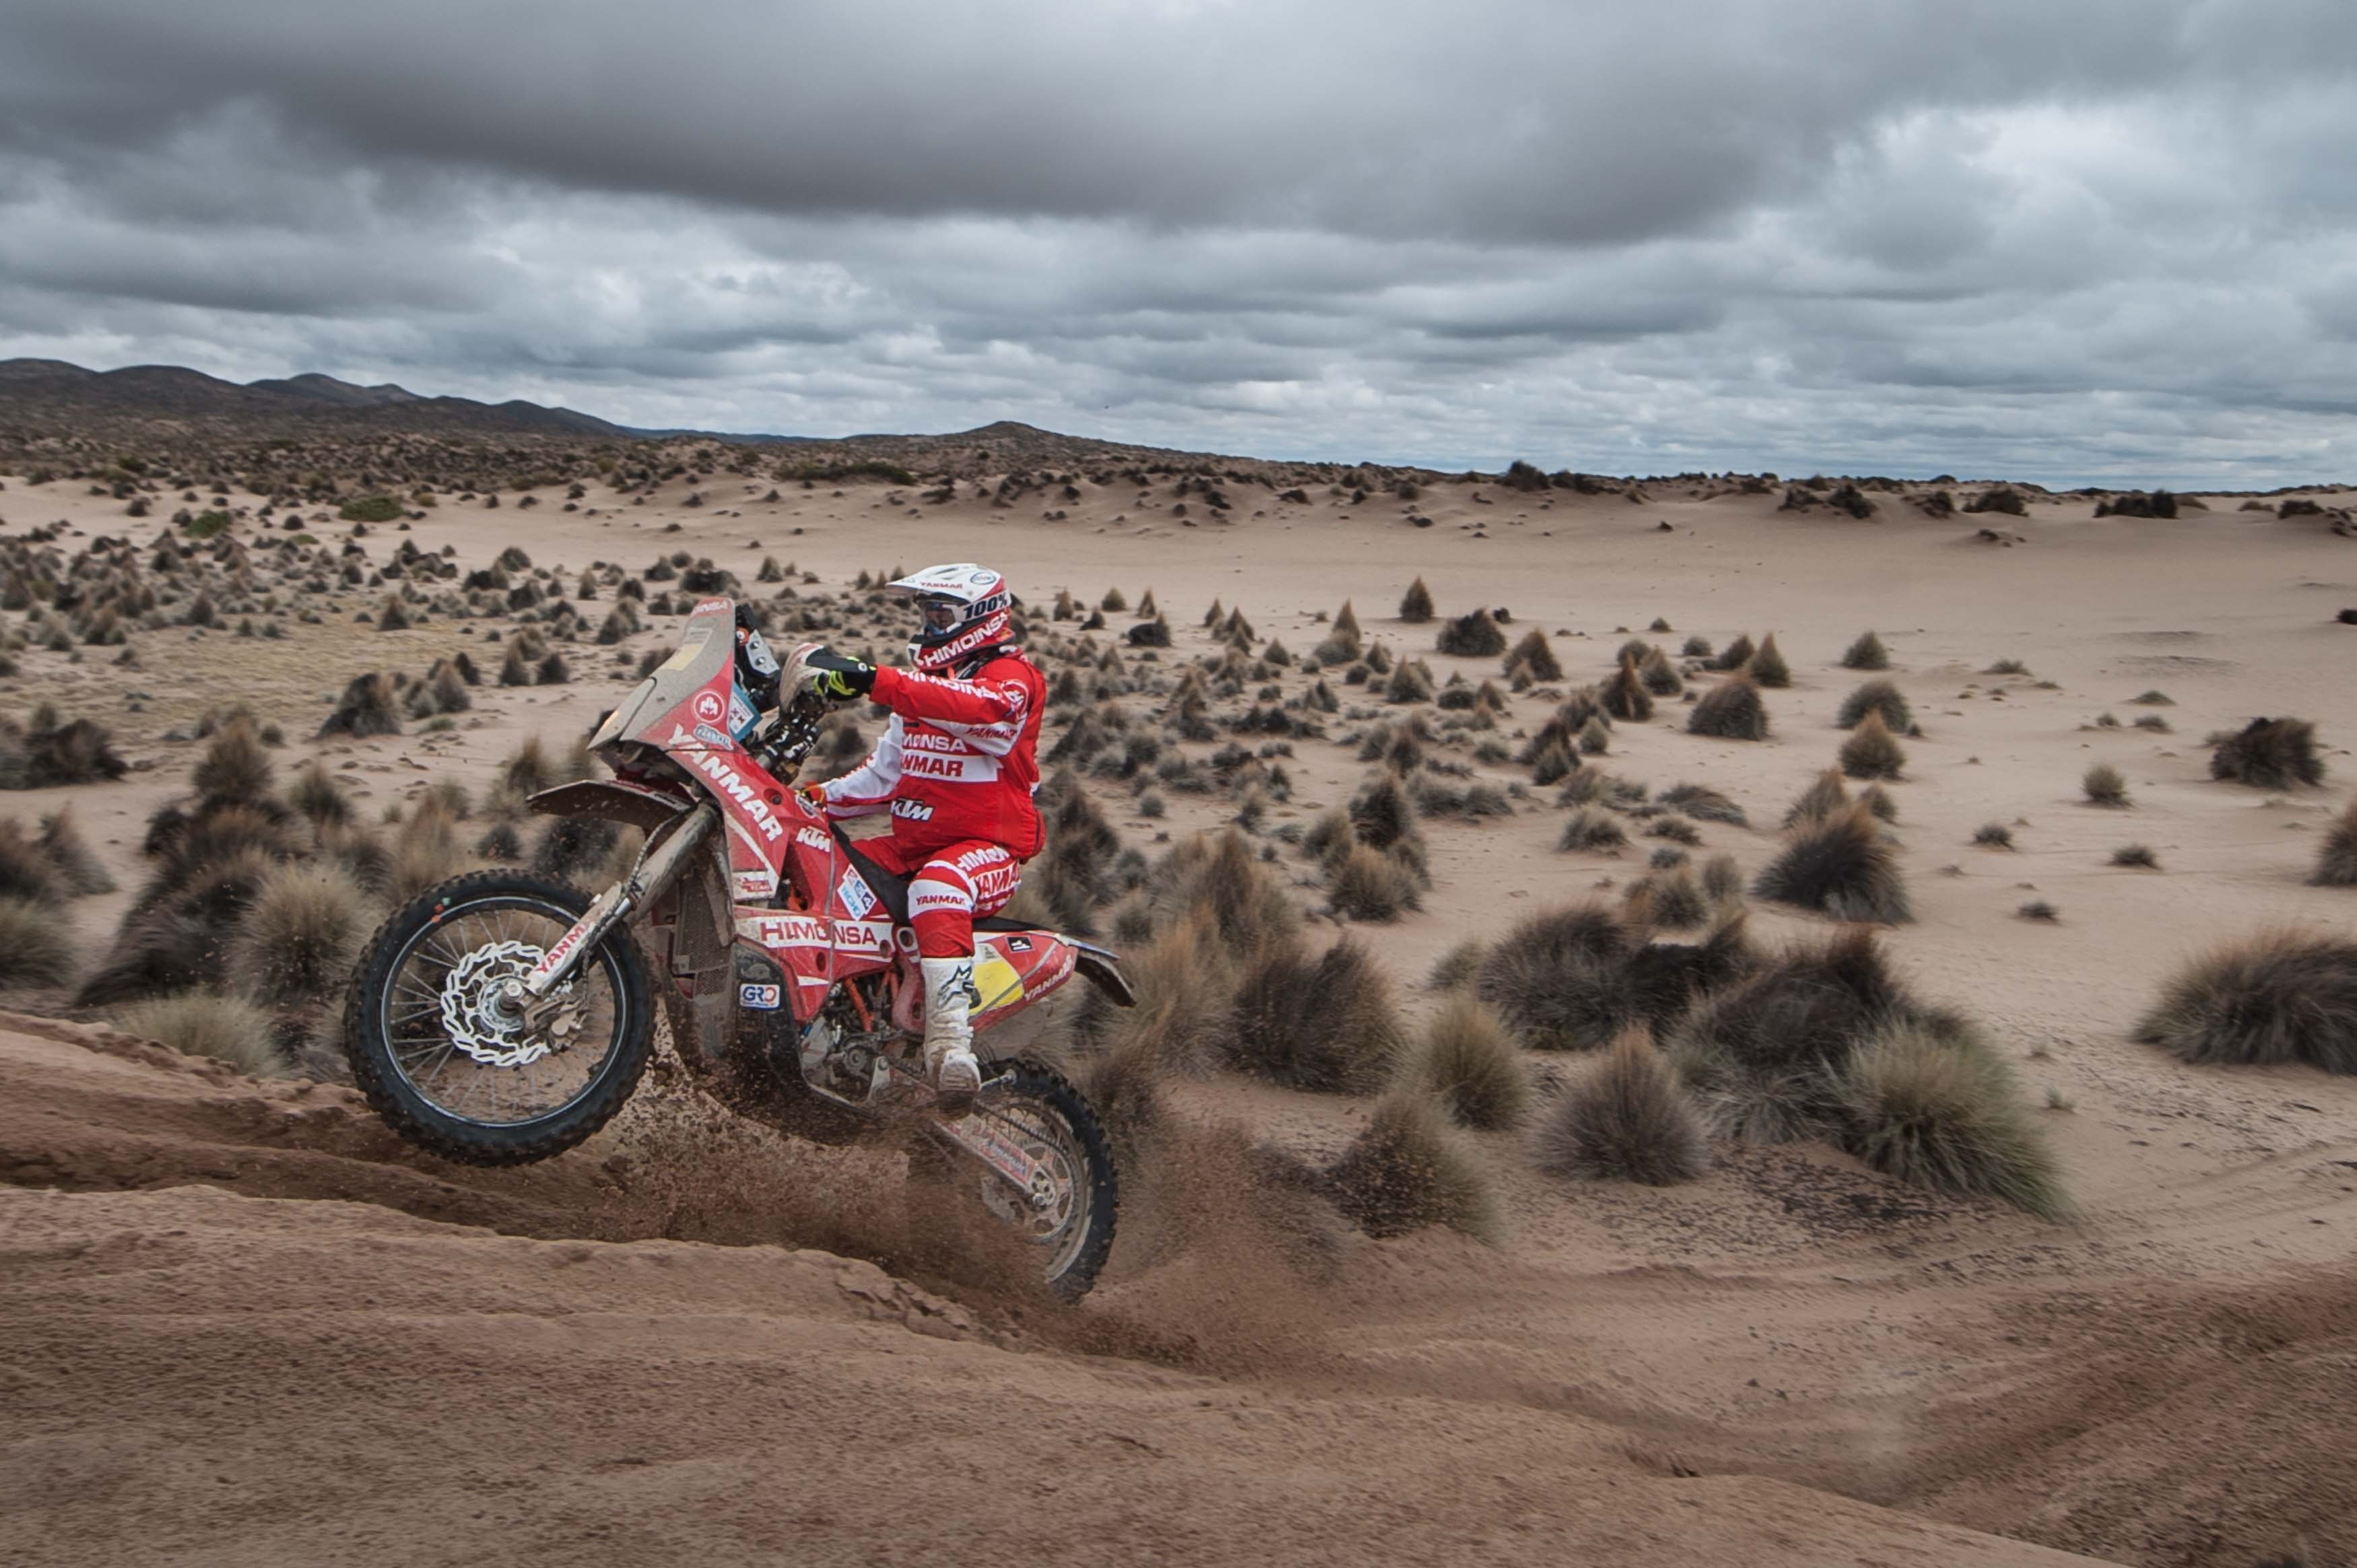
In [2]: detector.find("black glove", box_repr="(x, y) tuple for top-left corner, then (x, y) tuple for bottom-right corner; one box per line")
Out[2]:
(799, 646), (876, 702)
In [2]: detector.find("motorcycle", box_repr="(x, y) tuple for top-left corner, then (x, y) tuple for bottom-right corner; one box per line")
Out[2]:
(339, 596), (1130, 1299)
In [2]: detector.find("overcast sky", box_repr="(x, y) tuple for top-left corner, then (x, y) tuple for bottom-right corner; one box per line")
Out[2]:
(3, 0), (2352, 485)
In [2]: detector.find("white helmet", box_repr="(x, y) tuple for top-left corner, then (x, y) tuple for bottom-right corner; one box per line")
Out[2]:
(887, 563), (1013, 673)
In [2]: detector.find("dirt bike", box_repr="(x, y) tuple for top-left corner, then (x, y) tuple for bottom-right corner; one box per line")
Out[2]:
(339, 596), (1131, 1299)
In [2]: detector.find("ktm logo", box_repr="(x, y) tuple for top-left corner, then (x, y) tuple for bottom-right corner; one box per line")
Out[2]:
(890, 798), (935, 821)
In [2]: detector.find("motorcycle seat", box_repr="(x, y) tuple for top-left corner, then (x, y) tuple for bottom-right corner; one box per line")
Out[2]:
(830, 828), (1051, 935)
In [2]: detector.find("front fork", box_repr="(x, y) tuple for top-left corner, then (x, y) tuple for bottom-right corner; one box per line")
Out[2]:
(496, 803), (718, 1026)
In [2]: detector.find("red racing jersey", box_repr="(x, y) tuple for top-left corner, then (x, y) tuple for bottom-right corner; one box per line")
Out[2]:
(816, 650), (1047, 859)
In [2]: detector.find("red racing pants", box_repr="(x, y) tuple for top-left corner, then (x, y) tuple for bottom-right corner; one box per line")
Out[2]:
(856, 834), (1022, 959)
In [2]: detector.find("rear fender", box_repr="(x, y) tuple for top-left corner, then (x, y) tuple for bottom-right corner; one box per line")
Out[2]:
(1070, 942), (1135, 1009)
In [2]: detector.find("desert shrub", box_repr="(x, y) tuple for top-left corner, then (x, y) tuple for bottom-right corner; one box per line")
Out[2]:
(1838, 712), (1907, 780)
(1700, 853), (1743, 901)
(1529, 735), (1579, 786)
(1638, 646), (1682, 695)
(1384, 657), (1434, 704)
(2095, 490), (2176, 519)
(1661, 782), (1745, 827)
(1557, 808), (1627, 853)
(1686, 676), (1768, 740)
(193, 720), (273, 805)
(1126, 615), (1172, 649)
(1073, 906), (1234, 1077)
(318, 672), (401, 739)
(0, 897), (73, 986)
(1601, 656), (1653, 721)
(1535, 1032), (1709, 1186)
(2313, 799), (2357, 887)
(1839, 1019), (2066, 1218)
(112, 993), (288, 1077)
(1226, 936), (1403, 1092)
(1973, 822), (2014, 850)
(339, 495), (403, 523)
(230, 862), (371, 1007)
(0, 710), (128, 788)
(2209, 718), (2324, 790)
(2018, 900), (2059, 922)
(1840, 630), (1890, 671)
(1963, 487), (2028, 517)
(2083, 763), (2130, 808)
(1399, 577), (1434, 623)
(1836, 679), (1911, 732)
(1403, 992), (1529, 1130)
(1504, 629), (1561, 683)
(1326, 1093), (1500, 1242)
(1622, 867), (1706, 930)
(1147, 830), (1300, 962)
(286, 761), (353, 826)
(1709, 633), (1754, 672)
(2112, 843), (2160, 868)
(1745, 632), (1791, 688)
(1436, 609), (1506, 657)
(1680, 636), (1712, 658)
(1328, 842), (1423, 920)
(2133, 931), (2357, 1073)
(1754, 802), (1910, 922)
(1475, 905), (1635, 1051)
(37, 808), (114, 895)
(1578, 716), (1611, 755)
(0, 819), (61, 905)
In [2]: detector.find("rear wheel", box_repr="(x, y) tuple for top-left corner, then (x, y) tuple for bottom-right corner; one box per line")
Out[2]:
(341, 870), (654, 1165)
(912, 1060), (1118, 1301)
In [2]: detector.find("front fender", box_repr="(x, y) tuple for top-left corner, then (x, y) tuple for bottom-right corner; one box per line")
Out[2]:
(527, 779), (690, 834)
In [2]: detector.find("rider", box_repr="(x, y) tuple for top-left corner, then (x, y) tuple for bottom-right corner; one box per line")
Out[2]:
(788, 565), (1046, 1100)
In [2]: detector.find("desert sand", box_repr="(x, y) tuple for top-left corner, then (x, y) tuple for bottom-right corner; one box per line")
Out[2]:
(3, 464), (2354, 1567)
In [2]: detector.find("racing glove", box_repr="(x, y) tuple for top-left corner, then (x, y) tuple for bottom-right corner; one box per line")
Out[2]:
(799, 646), (876, 702)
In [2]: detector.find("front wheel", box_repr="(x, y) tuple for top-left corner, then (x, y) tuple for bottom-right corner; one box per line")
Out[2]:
(341, 869), (655, 1165)
(914, 1060), (1119, 1301)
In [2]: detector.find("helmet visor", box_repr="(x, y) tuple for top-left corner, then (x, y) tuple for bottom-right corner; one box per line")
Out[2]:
(917, 596), (963, 634)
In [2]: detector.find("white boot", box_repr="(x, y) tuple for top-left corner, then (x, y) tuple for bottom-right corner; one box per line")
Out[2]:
(919, 955), (982, 1103)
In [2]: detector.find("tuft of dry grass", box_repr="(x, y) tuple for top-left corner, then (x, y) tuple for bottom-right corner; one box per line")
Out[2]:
(38, 807), (114, 895)
(1504, 629), (1562, 683)
(0, 896), (74, 987)
(1403, 992), (1529, 1130)
(1840, 630), (1890, 671)
(0, 819), (61, 905)
(113, 992), (290, 1078)
(1783, 769), (1851, 828)
(1745, 632), (1791, 688)
(1836, 678), (1911, 732)
(1601, 655), (1653, 721)
(192, 720), (273, 806)
(2111, 843), (2161, 869)
(317, 672), (401, 739)
(2083, 763), (2131, 808)
(2133, 931), (2357, 1073)
(1557, 807), (1628, 853)
(1687, 676), (1769, 741)
(1974, 822), (2015, 849)
(1475, 904), (1637, 1051)
(1838, 1019), (2067, 1219)
(2313, 798), (2357, 887)
(1535, 1031), (1710, 1186)
(1838, 712), (1908, 780)
(1436, 609), (1507, 658)
(229, 861), (372, 1007)
(1327, 1093), (1502, 1242)
(1227, 935), (1405, 1092)
(286, 761), (354, 826)
(2210, 717), (2325, 790)
(1427, 938), (1486, 991)
(1399, 577), (1434, 623)
(1328, 842), (1424, 921)
(1754, 803), (1911, 923)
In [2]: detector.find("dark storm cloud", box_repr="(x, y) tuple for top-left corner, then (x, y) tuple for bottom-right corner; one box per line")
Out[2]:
(0, 0), (2353, 483)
